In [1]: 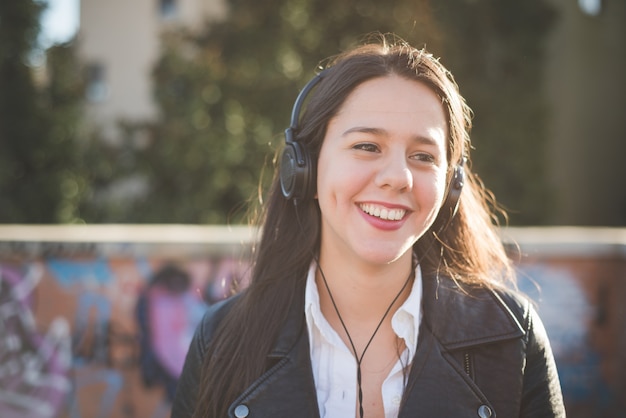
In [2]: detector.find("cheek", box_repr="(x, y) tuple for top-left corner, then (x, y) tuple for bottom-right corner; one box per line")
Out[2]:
(317, 170), (356, 207)
(316, 150), (359, 203)
(417, 172), (448, 211)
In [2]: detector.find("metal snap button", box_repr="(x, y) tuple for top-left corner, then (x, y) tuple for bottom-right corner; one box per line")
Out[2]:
(478, 404), (493, 418)
(234, 404), (249, 417)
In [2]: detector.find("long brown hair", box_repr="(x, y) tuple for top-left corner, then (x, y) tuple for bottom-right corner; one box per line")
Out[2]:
(193, 35), (514, 417)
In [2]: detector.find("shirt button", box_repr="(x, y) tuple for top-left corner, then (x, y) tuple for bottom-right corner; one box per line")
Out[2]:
(392, 395), (402, 406)
(234, 404), (249, 417)
(477, 404), (493, 418)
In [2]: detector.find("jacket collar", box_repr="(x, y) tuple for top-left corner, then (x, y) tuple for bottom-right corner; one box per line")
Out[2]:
(268, 272), (525, 357)
(420, 273), (525, 350)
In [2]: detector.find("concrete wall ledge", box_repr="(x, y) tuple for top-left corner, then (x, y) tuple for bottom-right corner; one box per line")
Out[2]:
(0, 225), (624, 258)
(504, 226), (626, 258)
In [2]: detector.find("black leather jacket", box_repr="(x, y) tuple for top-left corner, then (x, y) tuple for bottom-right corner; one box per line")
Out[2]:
(172, 274), (566, 417)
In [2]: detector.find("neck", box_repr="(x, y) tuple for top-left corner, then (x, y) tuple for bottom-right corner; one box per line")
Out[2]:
(315, 250), (414, 323)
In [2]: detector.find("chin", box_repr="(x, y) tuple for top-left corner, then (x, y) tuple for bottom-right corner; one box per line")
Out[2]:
(357, 245), (413, 266)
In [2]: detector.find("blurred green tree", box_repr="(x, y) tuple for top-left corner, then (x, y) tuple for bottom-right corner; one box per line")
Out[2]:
(0, 0), (57, 222)
(114, 1), (443, 224)
(120, 0), (556, 225)
(433, 0), (557, 224)
(0, 1), (91, 223)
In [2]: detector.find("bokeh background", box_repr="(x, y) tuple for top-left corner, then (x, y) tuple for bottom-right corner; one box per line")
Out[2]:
(1, 0), (625, 417)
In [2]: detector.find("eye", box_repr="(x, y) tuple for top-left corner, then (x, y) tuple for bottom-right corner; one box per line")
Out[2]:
(410, 152), (436, 164)
(352, 143), (380, 153)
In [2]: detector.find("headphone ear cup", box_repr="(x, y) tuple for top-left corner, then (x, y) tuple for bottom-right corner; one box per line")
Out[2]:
(280, 141), (314, 200)
(281, 71), (326, 202)
(447, 163), (465, 217)
(432, 163), (465, 233)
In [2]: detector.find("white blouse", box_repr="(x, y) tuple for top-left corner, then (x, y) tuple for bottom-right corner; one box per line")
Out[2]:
(304, 262), (423, 418)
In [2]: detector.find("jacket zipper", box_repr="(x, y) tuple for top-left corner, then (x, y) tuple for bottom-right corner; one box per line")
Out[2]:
(463, 352), (472, 378)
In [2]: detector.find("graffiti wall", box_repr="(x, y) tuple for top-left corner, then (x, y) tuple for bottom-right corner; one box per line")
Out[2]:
(0, 226), (624, 418)
(0, 226), (252, 418)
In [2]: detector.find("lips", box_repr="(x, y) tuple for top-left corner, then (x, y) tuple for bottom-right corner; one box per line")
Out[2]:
(359, 203), (407, 221)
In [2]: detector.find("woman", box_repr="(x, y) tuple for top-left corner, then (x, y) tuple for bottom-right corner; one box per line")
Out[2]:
(172, 36), (565, 418)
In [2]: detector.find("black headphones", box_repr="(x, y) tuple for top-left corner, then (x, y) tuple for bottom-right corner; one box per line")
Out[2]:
(279, 71), (466, 230)
(279, 71), (326, 201)
(432, 157), (465, 233)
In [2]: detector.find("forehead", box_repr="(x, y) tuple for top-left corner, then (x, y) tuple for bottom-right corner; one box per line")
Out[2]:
(332, 75), (448, 136)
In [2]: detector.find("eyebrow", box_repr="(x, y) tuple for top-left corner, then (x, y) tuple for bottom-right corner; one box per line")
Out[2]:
(342, 126), (440, 146)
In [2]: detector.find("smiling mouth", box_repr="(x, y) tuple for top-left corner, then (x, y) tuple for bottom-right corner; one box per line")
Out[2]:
(359, 203), (407, 221)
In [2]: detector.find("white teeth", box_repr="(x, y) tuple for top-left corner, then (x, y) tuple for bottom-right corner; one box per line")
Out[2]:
(359, 203), (406, 221)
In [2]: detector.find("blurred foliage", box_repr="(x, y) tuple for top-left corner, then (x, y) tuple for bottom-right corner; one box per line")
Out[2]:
(433, 0), (557, 224)
(119, 0), (557, 225)
(0, 0), (557, 224)
(0, 1), (80, 222)
(115, 0), (444, 224)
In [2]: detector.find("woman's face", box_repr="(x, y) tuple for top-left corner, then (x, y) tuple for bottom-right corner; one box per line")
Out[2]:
(316, 75), (449, 267)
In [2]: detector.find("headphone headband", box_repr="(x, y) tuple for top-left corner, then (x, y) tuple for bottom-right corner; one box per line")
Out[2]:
(286, 70), (327, 143)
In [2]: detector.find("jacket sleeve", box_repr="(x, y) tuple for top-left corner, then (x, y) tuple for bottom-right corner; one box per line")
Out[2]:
(519, 305), (566, 418)
(171, 313), (208, 418)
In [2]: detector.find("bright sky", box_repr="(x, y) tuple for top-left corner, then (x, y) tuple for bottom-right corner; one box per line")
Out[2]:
(39, 0), (80, 48)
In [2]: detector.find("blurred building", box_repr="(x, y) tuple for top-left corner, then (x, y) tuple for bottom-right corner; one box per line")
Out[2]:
(77, 0), (226, 138)
(545, 0), (626, 226)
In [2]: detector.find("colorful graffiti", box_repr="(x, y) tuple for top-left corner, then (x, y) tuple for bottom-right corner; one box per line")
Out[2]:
(0, 249), (250, 418)
(136, 264), (206, 402)
(0, 264), (72, 418)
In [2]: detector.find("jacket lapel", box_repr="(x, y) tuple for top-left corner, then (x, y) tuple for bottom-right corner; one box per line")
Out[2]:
(399, 328), (491, 416)
(400, 274), (526, 416)
(228, 290), (320, 418)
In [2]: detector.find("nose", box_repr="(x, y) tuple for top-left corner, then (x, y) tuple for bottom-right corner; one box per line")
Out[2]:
(374, 154), (413, 191)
